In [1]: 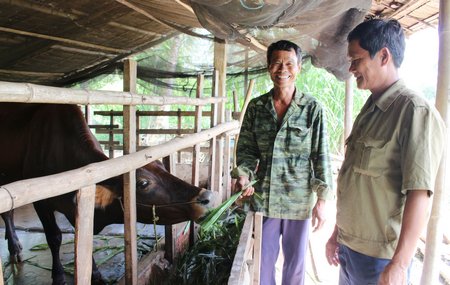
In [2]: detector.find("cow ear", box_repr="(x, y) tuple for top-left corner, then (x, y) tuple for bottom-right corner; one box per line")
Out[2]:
(95, 185), (116, 208)
(144, 160), (168, 172)
(162, 156), (171, 171)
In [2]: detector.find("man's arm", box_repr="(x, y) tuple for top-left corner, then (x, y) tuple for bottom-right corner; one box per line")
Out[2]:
(378, 190), (430, 285)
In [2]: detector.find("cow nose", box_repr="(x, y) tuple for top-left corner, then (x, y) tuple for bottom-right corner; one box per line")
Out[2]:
(197, 189), (212, 205)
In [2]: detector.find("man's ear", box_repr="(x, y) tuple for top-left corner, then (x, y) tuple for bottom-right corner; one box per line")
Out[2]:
(380, 47), (391, 65)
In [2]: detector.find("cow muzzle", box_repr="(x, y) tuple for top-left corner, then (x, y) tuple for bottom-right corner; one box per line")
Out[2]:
(197, 189), (213, 206)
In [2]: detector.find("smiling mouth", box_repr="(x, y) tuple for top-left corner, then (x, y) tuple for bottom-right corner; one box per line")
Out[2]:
(276, 75), (290, 79)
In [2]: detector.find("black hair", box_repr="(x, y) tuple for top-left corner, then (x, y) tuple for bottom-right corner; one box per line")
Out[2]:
(347, 19), (405, 68)
(267, 40), (302, 66)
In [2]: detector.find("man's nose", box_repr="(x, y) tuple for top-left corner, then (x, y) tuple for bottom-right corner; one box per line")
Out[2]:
(348, 62), (355, 73)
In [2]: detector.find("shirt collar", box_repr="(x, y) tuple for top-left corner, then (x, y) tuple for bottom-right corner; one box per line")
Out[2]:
(372, 79), (404, 112)
(267, 88), (305, 106)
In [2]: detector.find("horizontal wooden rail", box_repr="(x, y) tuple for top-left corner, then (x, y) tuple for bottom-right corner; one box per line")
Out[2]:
(0, 120), (240, 213)
(0, 81), (227, 106)
(94, 110), (213, 117)
(94, 129), (196, 135)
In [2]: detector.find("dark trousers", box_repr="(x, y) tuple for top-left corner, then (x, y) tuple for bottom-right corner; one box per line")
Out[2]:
(338, 244), (411, 285)
(260, 217), (310, 285)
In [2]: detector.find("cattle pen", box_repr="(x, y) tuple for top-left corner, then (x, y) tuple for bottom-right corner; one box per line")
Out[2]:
(0, 60), (244, 284)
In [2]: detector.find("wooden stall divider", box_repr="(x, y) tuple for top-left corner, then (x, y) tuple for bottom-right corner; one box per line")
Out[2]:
(123, 58), (138, 285)
(75, 185), (96, 285)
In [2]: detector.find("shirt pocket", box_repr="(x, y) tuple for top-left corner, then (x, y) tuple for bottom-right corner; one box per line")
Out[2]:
(353, 137), (388, 177)
(285, 123), (312, 154)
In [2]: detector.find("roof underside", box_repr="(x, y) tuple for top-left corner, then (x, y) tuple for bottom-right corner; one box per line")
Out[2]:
(0, 0), (440, 87)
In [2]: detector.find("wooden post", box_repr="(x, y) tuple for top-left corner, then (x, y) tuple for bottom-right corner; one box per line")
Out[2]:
(208, 71), (219, 193)
(75, 185), (96, 285)
(108, 110), (115, 158)
(223, 110), (233, 200)
(252, 212), (263, 285)
(233, 79), (255, 169)
(123, 58), (138, 285)
(421, 1), (450, 284)
(344, 78), (353, 140)
(190, 74), (203, 245)
(214, 38), (227, 203)
(136, 111), (140, 150)
(177, 108), (182, 163)
(191, 74), (203, 187)
(0, 255), (4, 285)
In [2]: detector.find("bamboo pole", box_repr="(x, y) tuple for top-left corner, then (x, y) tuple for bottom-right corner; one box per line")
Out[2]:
(214, 39), (227, 203)
(0, 81), (226, 106)
(192, 74), (204, 188)
(208, 71), (219, 193)
(0, 26), (127, 54)
(123, 59), (138, 285)
(233, 79), (255, 168)
(342, 78), (354, 155)
(74, 185), (96, 285)
(0, 120), (240, 214)
(421, 1), (450, 284)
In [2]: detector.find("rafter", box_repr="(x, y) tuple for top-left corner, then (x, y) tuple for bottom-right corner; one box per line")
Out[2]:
(0, 27), (128, 53)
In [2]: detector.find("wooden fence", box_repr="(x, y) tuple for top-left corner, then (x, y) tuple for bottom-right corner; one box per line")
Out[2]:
(228, 211), (263, 285)
(0, 68), (239, 285)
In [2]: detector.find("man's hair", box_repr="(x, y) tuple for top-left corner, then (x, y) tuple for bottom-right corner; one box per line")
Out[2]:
(267, 40), (302, 66)
(347, 19), (405, 68)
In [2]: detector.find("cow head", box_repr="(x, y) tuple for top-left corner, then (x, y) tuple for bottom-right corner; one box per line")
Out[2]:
(95, 160), (214, 225)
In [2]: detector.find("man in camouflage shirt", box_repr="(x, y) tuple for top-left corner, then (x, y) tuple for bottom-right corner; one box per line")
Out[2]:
(232, 40), (333, 285)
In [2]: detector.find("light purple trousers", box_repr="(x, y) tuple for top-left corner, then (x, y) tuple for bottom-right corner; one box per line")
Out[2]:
(260, 217), (310, 285)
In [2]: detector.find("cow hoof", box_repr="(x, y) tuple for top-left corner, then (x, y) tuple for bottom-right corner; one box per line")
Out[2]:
(92, 277), (106, 285)
(52, 276), (66, 285)
(9, 252), (23, 264)
(8, 240), (23, 263)
(92, 270), (105, 285)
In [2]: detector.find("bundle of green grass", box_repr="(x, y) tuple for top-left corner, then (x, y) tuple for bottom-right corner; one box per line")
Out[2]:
(160, 187), (254, 285)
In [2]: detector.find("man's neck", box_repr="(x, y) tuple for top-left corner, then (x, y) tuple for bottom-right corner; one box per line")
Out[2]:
(273, 86), (296, 104)
(371, 69), (399, 100)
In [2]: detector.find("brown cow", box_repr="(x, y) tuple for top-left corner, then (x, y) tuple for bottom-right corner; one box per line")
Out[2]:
(0, 103), (213, 285)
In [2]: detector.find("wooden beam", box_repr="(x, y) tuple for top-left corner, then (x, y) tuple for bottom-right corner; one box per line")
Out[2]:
(0, 81), (227, 106)
(51, 45), (116, 57)
(175, 0), (195, 14)
(108, 21), (159, 36)
(115, 0), (172, 29)
(252, 212), (263, 285)
(421, 0), (450, 284)
(0, 26), (127, 54)
(192, 74), (204, 187)
(0, 69), (63, 77)
(74, 185), (96, 285)
(123, 59), (138, 285)
(213, 40), (227, 203)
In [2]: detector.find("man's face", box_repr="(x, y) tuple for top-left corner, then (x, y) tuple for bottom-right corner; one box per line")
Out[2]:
(347, 40), (383, 92)
(268, 49), (301, 89)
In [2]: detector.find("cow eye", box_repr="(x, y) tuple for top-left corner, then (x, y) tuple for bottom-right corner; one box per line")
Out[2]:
(137, 179), (149, 189)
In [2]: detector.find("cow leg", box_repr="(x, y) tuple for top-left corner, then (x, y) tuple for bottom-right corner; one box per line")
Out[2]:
(33, 202), (66, 285)
(1, 211), (23, 263)
(91, 257), (105, 285)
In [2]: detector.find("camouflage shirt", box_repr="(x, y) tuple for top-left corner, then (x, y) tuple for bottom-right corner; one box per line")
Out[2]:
(232, 89), (334, 220)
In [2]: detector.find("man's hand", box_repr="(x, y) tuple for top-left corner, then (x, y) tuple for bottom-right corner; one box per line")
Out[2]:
(312, 199), (326, 232)
(378, 262), (407, 285)
(235, 176), (255, 197)
(325, 226), (340, 266)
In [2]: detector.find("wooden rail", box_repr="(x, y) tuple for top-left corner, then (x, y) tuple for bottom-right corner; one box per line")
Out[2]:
(0, 121), (239, 213)
(0, 81), (226, 106)
(228, 211), (263, 285)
